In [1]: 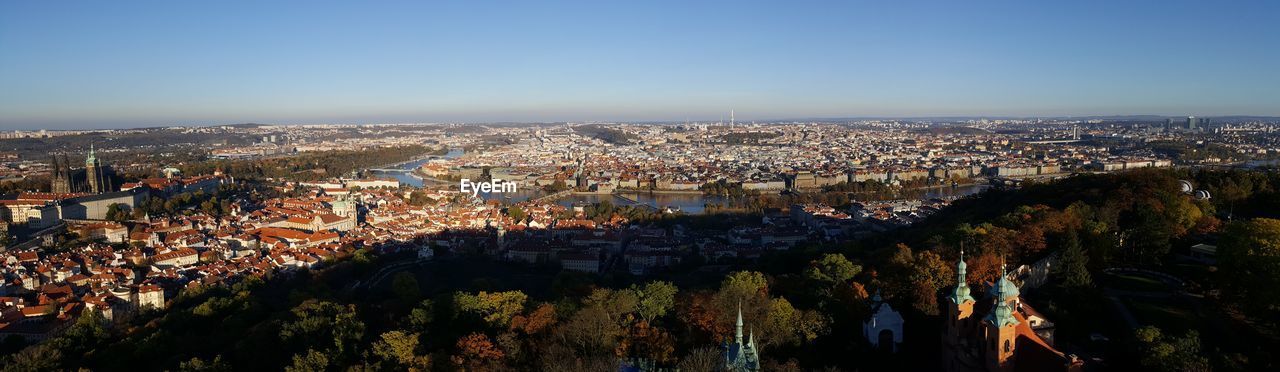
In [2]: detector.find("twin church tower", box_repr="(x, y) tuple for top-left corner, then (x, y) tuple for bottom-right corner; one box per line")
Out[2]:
(942, 252), (1084, 372)
(50, 145), (111, 194)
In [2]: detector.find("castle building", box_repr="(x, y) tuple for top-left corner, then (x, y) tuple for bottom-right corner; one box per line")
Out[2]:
(723, 305), (761, 372)
(942, 253), (1084, 372)
(48, 146), (112, 194)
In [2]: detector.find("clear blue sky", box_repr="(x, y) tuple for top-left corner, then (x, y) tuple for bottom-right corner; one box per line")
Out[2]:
(2, 0), (1278, 129)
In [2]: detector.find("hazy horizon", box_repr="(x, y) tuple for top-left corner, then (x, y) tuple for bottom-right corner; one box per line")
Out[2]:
(3, 0), (1279, 130)
(8, 112), (1280, 132)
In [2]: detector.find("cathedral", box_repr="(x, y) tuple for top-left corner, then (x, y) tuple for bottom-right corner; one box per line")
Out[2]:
(942, 252), (1085, 372)
(50, 145), (112, 194)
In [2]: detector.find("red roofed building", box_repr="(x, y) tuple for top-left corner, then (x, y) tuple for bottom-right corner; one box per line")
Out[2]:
(942, 256), (1084, 372)
(152, 248), (199, 268)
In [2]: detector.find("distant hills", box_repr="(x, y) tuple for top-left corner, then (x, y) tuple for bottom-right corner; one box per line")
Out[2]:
(775, 115), (1280, 122)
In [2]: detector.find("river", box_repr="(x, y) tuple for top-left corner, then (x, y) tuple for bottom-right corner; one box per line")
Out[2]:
(370, 148), (465, 187)
(372, 150), (989, 214)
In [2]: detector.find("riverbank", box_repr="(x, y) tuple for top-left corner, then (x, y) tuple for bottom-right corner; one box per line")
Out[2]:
(610, 188), (707, 195)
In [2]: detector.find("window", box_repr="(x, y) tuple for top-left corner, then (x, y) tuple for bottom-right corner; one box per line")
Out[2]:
(1004, 339), (1011, 353)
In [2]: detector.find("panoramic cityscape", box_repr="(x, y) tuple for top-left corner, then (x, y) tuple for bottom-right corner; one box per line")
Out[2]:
(2, 1), (1279, 372)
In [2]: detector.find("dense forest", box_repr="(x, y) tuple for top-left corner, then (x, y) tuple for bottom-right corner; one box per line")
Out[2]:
(3, 169), (1279, 371)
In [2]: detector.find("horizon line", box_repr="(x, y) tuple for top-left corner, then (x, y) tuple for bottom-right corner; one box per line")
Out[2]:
(5, 113), (1279, 132)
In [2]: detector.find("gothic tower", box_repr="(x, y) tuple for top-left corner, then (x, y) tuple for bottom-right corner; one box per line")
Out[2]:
(574, 155), (587, 189)
(50, 153), (72, 193)
(85, 144), (108, 193)
(984, 264), (1020, 372)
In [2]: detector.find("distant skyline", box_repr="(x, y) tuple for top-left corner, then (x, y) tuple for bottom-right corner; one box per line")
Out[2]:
(2, 0), (1279, 130)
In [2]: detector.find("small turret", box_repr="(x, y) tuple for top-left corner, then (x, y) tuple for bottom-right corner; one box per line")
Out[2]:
(950, 249), (975, 305)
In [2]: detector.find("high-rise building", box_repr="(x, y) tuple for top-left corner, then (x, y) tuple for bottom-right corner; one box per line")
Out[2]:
(1164, 118), (1173, 132)
(1187, 116), (1198, 130)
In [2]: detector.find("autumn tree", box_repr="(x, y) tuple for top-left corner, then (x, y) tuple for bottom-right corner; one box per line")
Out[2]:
(677, 292), (729, 343)
(617, 320), (676, 363)
(967, 251), (1003, 286)
(680, 271), (830, 349)
(454, 291), (528, 329)
(452, 333), (505, 371)
(556, 305), (624, 355)
(885, 244), (954, 315)
(371, 331), (430, 371)
(509, 303), (556, 335)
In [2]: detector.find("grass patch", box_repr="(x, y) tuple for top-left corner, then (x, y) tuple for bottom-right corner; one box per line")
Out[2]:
(1124, 297), (1198, 333)
(1104, 273), (1169, 292)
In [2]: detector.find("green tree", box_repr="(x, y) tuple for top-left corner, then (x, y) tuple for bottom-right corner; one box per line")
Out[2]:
(371, 331), (430, 370)
(1218, 218), (1280, 319)
(285, 349), (329, 372)
(0, 230), (12, 249)
(1055, 230), (1092, 289)
(407, 299), (435, 332)
(392, 272), (421, 304)
(507, 206), (527, 222)
(720, 271), (769, 302)
(454, 290), (528, 329)
(634, 281), (678, 322)
(104, 203), (130, 222)
(279, 301), (366, 360)
(1132, 326), (1210, 372)
(584, 287), (639, 323)
(804, 253), (861, 286)
(177, 355), (230, 372)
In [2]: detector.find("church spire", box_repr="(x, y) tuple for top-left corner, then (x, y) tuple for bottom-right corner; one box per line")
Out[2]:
(950, 247), (974, 304)
(735, 301), (744, 345)
(986, 260), (1019, 327)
